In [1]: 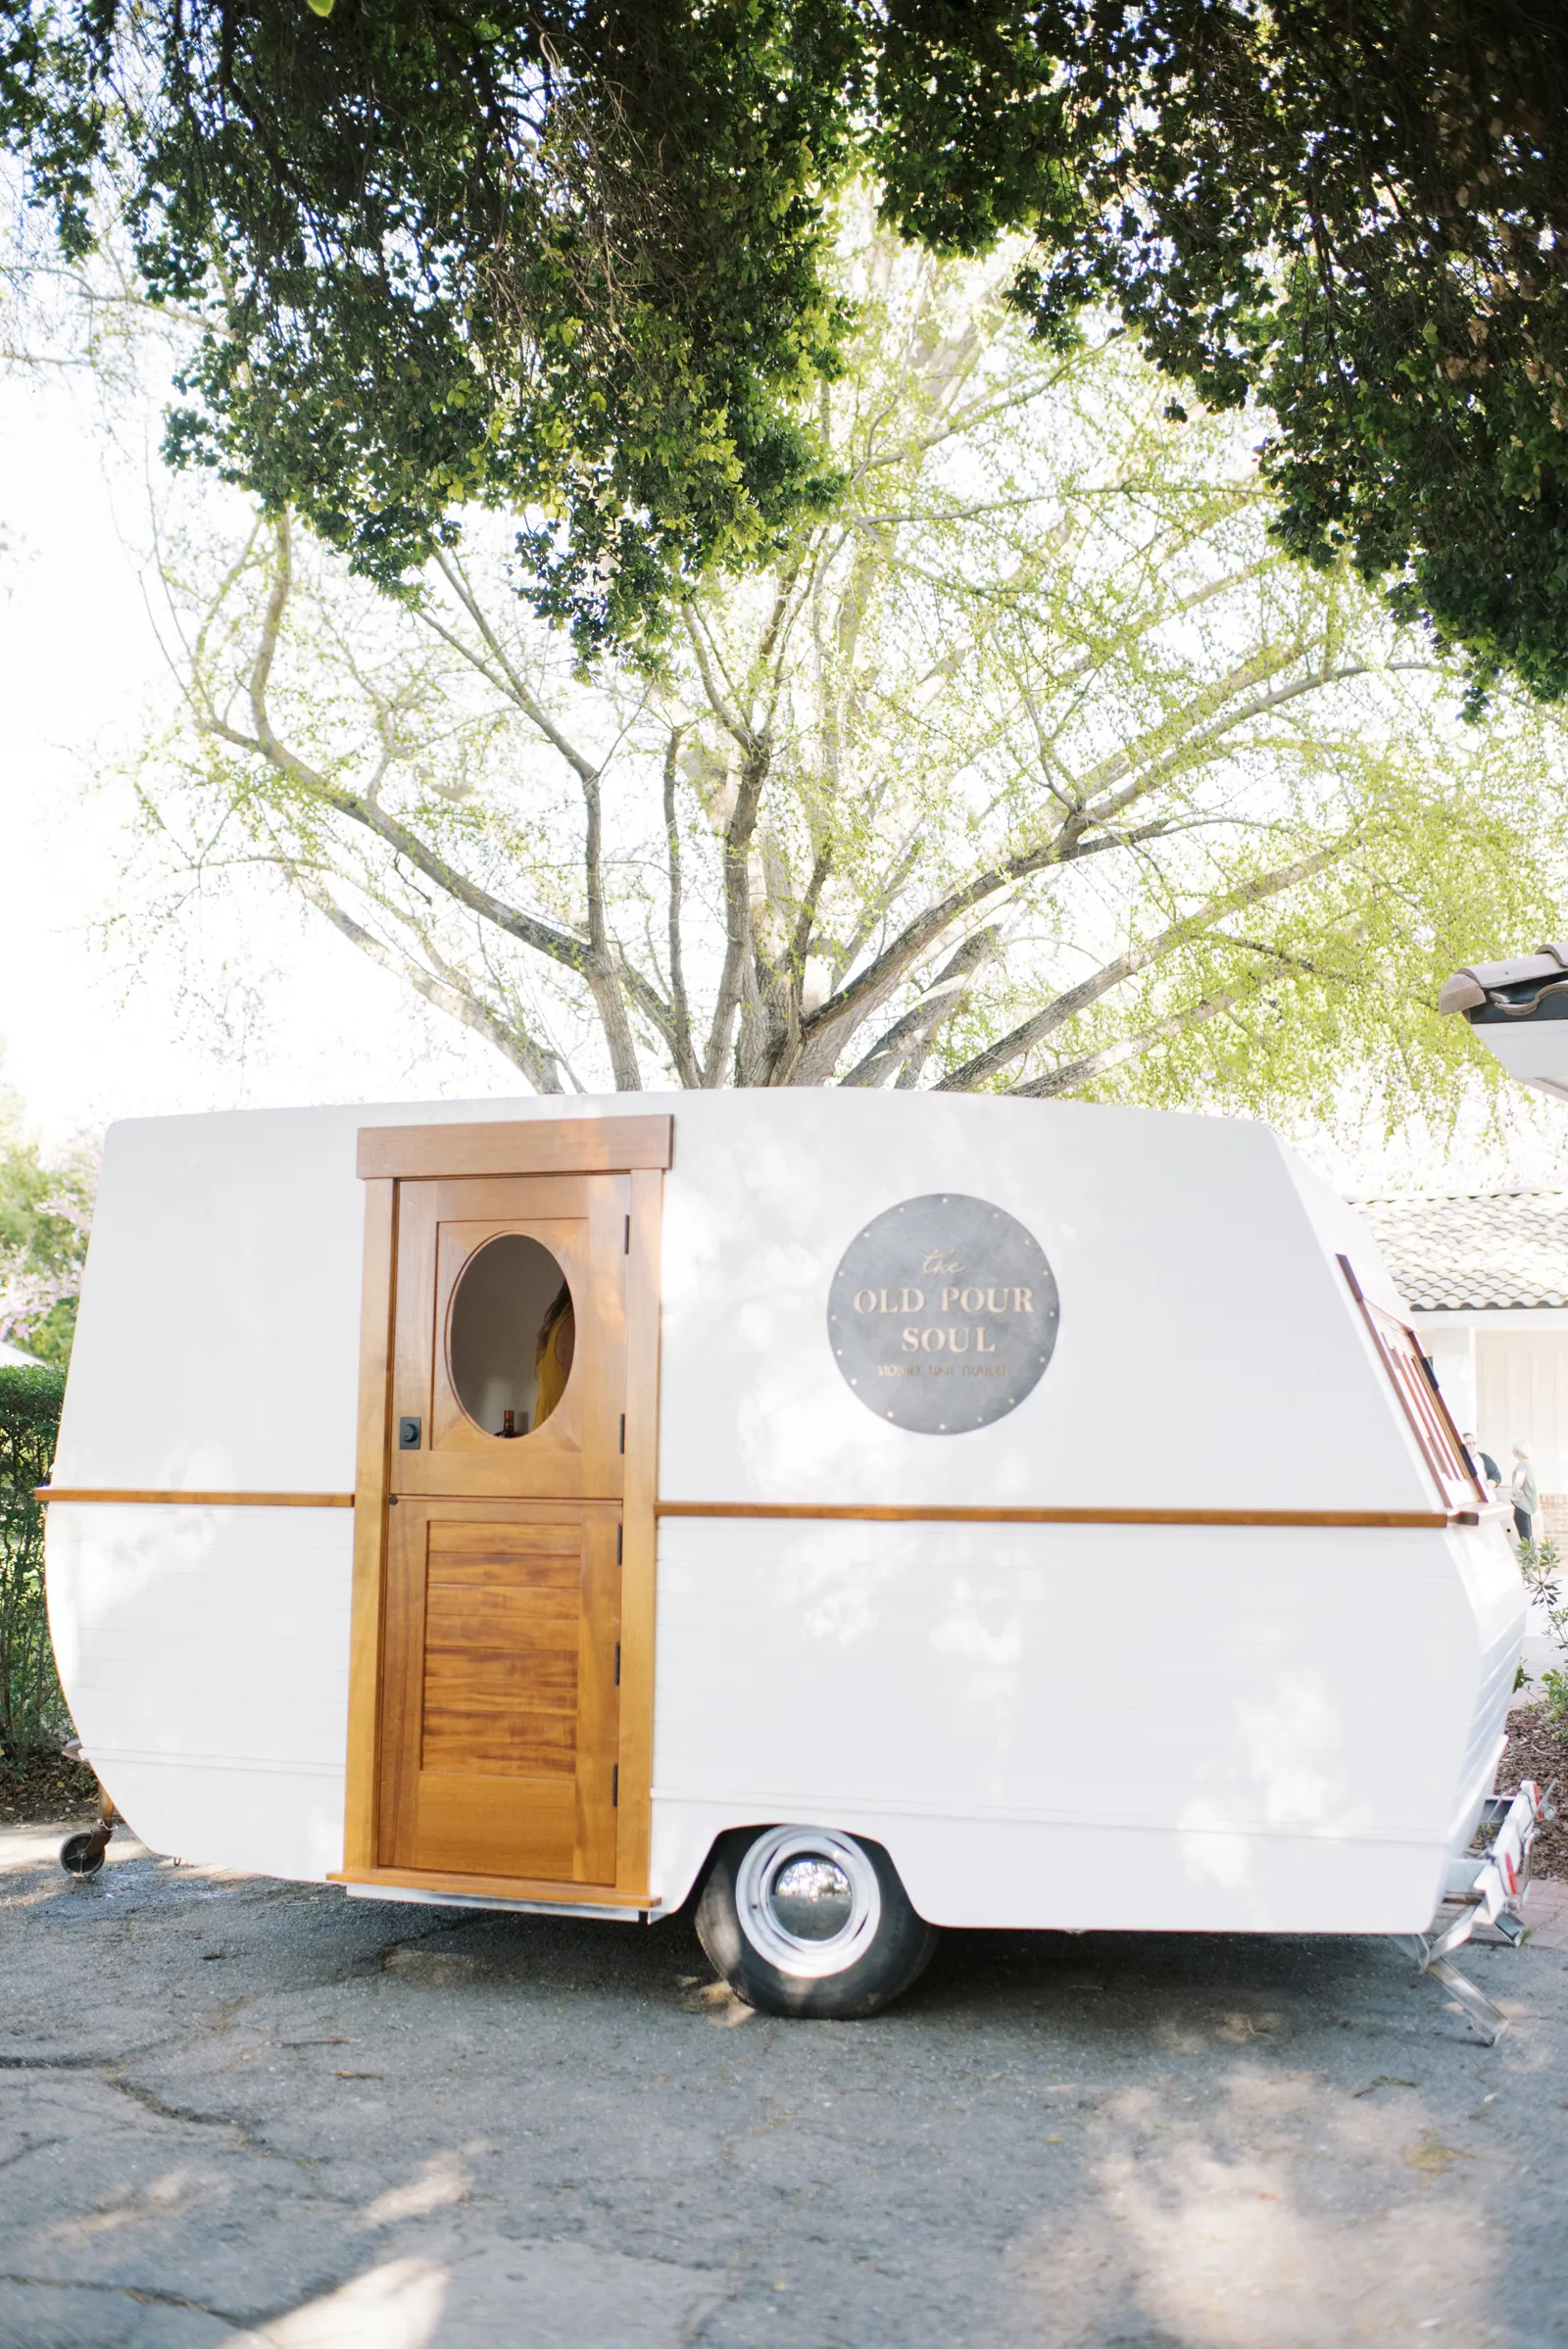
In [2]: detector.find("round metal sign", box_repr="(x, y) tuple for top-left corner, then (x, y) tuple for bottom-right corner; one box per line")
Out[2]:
(826, 1194), (1060, 1434)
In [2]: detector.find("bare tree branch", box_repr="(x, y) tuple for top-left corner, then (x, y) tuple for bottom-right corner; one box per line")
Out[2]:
(842, 928), (1003, 1087)
(193, 519), (659, 1078)
(937, 841), (1348, 1092)
(291, 869), (566, 1091)
(137, 228), (1494, 1129)
(1013, 990), (1240, 1100)
(661, 726), (700, 1088)
(793, 811), (1203, 1082)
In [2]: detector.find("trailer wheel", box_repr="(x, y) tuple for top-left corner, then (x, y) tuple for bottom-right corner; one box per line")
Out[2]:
(695, 1826), (938, 2019)
(59, 1831), (107, 1878)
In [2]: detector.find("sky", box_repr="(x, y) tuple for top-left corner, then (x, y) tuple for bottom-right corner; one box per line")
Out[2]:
(2, 330), (1568, 1198)
(0, 355), (519, 1156)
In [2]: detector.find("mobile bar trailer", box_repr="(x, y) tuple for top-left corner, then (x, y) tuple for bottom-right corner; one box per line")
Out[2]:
(41, 1091), (1542, 2028)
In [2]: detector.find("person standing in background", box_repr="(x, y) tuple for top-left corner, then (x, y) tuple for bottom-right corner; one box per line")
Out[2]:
(1462, 1432), (1500, 1493)
(1510, 1441), (1540, 1545)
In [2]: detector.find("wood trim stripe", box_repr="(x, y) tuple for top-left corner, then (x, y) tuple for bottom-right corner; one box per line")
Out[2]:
(37, 1493), (1464, 1529)
(655, 1501), (1451, 1529)
(356, 1114), (672, 1181)
(36, 1489), (355, 1508)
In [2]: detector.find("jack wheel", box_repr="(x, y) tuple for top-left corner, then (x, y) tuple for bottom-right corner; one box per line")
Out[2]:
(60, 1831), (107, 1878)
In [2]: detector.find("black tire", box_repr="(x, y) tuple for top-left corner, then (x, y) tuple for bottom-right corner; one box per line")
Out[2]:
(59, 1831), (106, 1878)
(695, 1825), (938, 2020)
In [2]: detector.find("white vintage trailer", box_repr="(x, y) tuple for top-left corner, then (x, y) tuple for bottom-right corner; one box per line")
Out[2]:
(43, 1093), (1536, 2019)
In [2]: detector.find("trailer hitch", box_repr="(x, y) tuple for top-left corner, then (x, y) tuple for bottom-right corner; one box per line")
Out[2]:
(1402, 1917), (1510, 2045)
(1405, 1780), (1555, 2045)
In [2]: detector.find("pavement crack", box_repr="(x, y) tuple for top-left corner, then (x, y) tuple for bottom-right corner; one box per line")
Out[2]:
(0, 2135), (67, 2174)
(0, 2041), (174, 2071)
(101, 2070), (266, 2147)
(0, 2271), (241, 2317)
(0, 2039), (274, 2151)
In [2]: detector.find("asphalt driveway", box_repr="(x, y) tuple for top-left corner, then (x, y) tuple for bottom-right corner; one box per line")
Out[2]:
(2, 1828), (1565, 2348)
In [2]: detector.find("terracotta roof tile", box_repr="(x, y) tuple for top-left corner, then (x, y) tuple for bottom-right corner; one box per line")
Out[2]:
(1352, 1190), (1568, 1311)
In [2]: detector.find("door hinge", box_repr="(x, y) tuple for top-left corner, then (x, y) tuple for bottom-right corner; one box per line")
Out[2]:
(614, 1640), (621, 1687)
(624, 1213), (631, 1253)
(612, 1764), (618, 1808)
(619, 1413), (625, 1453)
(615, 1522), (623, 1563)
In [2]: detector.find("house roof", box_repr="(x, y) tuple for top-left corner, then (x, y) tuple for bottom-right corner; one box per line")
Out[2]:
(1353, 1191), (1568, 1311)
(1439, 944), (1568, 1017)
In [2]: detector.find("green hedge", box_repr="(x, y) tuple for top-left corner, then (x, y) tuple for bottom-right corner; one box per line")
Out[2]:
(0, 1362), (68, 1755)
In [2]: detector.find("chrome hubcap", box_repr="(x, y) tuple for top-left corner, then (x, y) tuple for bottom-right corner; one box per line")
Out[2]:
(735, 1827), (882, 1979)
(769, 1856), (855, 1941)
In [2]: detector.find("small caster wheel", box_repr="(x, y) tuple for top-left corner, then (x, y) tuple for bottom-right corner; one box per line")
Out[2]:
(60, 1830), (107, 1878)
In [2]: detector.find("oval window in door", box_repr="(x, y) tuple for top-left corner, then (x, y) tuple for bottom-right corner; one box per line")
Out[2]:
(448, 1234), (575, 1439)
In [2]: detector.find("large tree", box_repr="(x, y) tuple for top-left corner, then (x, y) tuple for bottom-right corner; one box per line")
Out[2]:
(4, 1), (1568, 696)
(873, 2), (1568, 714)
(0, 1094), (93, 1369)
(134, 240), (1561, 1112)
(3, 0), (858, 651)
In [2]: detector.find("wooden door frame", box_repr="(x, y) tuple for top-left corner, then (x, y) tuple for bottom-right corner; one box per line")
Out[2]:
(337, 1115), (670, 1907)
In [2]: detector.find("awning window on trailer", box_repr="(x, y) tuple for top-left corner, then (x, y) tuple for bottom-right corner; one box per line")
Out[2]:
(1340, 1254), (1485, 1515)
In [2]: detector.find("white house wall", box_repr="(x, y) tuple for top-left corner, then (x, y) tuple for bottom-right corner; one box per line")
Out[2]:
(1478, 1327), (1568, 1496)
(1419, 1322), (1479, 1441)
(1411, 1308), (1568, 1499)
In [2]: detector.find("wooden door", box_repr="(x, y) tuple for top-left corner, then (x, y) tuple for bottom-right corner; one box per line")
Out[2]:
(379, 1499), (621, 1882)
(377, 1172), (629, 1885)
